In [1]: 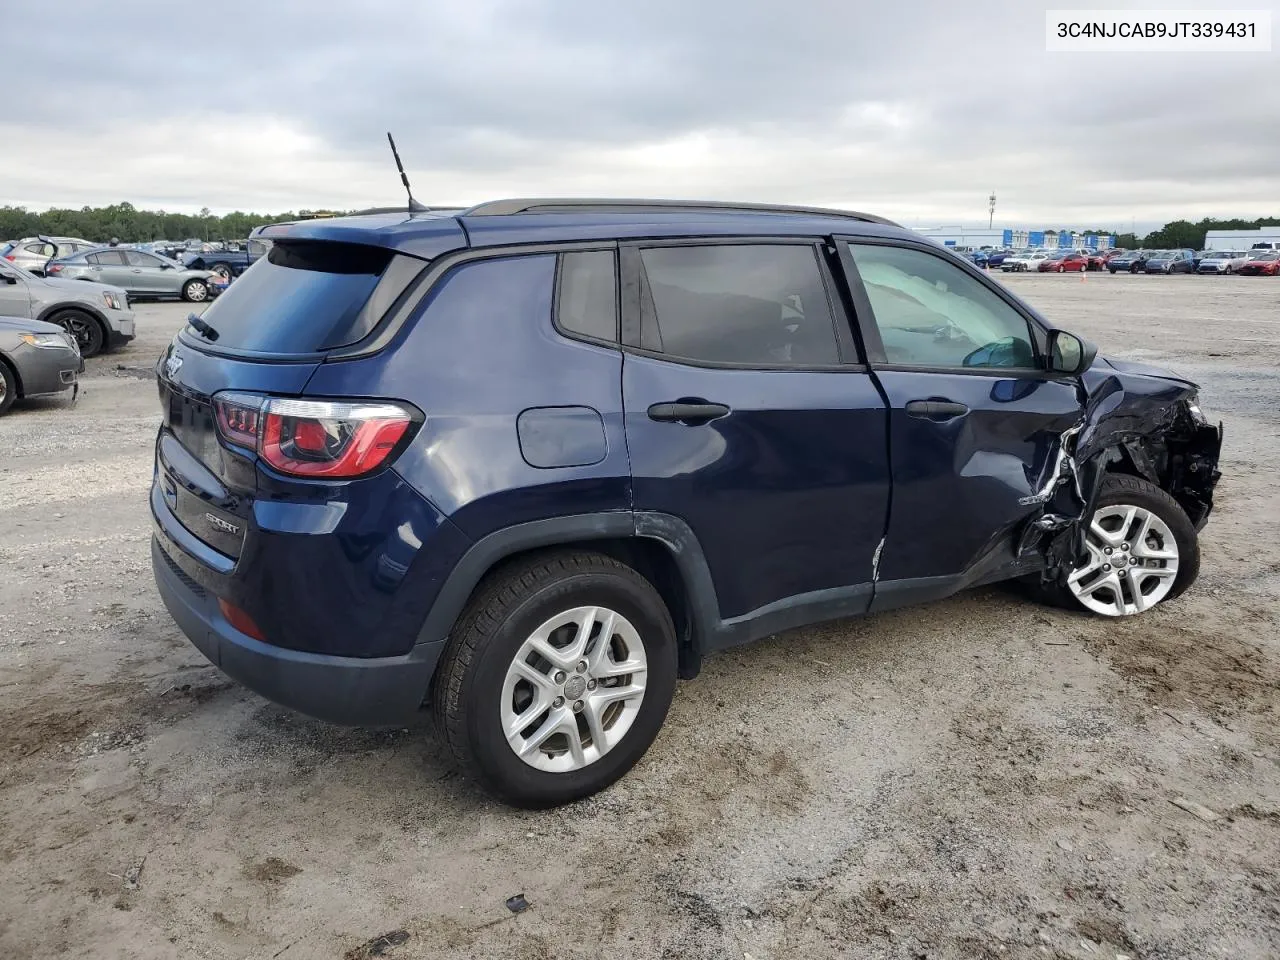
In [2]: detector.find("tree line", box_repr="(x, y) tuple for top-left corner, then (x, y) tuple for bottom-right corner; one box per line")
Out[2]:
(3, 202), (1277, 250)
(0, 202), (317, 244)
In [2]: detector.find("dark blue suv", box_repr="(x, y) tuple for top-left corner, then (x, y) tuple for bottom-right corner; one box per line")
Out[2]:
(151, 199), (1222, 807)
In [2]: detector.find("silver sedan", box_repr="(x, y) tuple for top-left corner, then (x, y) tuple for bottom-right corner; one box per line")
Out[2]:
(0, 315), (82, 416)
(44, 246), (218, 302)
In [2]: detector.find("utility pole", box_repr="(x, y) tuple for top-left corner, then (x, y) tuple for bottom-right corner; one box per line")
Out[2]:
(988, 192), (997, 230)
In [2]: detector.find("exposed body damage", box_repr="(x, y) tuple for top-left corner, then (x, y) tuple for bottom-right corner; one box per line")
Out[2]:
(1018, 356), (1223, 582)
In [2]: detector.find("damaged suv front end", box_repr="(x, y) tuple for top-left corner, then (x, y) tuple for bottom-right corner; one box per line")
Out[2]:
(1021, 355), (1223, 588)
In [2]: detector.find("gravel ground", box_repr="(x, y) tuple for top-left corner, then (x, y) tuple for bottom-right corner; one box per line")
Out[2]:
(1, 273), (1277, 960)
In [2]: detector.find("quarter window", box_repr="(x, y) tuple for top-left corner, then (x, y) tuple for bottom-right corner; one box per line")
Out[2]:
(847, 243), (1037, 369)
(556, 250), (618, 342)
(638, 244), (840, 366)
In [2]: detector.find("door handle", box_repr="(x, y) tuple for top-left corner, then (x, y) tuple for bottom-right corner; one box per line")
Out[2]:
(131, 268), (142, 273)
(905, 399), (969, 421)
(647, 401), (731, 424)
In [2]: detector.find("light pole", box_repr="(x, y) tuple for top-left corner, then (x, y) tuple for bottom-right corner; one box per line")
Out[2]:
(988, 192), (997, 230)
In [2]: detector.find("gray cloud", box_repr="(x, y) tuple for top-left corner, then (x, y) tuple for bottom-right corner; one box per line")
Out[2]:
(3, 0), (1277, 225)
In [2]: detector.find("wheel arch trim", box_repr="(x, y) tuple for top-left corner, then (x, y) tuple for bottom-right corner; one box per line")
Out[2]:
(414, 511), (725, 662)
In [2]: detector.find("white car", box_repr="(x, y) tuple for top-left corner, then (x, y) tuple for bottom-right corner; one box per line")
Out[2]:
(1002, 251), (1051, 273)
(1196, 251), (1250, 274)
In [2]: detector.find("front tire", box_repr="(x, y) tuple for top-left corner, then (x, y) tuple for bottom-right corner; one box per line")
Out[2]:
(0, 359), (17, 415)
(182, 279), (209, 302)
(1039, 475), (1200, 616)
(208, 262), (233, 280)
(433, 551), (678, 808)
(48, 308), (105, 358)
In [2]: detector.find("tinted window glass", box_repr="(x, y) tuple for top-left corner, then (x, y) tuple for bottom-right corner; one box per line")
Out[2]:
(192, 241), (411, 353)
(88, 250), (128, 265)
(639, 244), (839, 366)
(557, 251), (617, 342)
(125, 251), (161, 267)
(848, 243), (1036, 369)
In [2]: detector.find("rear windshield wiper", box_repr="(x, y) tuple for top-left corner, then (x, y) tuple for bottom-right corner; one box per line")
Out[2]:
(187, 313), (220, 341)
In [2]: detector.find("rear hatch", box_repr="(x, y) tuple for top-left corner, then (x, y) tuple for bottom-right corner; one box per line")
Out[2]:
(153, 238), (438, 564)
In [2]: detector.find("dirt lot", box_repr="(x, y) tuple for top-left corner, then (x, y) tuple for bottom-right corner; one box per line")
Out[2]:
(1, 272), (1277, 960)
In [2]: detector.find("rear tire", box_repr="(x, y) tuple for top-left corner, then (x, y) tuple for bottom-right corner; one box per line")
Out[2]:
(209, 262), (233, 280)
(1033, 475), (1200, 616)
(432, 550), (678, 808)
(48, 308), (105, 358)
(0, 359), (17, 415)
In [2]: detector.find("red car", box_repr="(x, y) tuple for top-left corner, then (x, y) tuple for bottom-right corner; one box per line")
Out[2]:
(1238, 251), (1280, 276)
(1085, 251), (1113, 270)
(1038, 251), (1090, 272)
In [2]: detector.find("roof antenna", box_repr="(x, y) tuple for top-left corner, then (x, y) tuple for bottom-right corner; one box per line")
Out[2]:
(386, 132), (428, 214)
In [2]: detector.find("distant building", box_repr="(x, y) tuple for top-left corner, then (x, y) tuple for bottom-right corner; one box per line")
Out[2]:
(912, 226), (1117, 250)
(1203, 227), (1280, 251)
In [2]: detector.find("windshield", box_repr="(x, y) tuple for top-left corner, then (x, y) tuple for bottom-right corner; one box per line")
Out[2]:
(1253, 252), (1280, 261)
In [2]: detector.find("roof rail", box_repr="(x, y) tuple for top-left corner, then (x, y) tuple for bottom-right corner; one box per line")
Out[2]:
(460, 198), (899, 227)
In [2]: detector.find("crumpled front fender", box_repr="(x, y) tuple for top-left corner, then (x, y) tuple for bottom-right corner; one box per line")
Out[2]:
(1017, 358), (1223, 579)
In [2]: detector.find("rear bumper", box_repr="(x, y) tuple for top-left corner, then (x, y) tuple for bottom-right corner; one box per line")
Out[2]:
(152, 535), (444, 726)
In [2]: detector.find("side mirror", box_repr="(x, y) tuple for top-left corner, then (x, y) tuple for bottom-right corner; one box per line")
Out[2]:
(1046, 329), (1097, 376)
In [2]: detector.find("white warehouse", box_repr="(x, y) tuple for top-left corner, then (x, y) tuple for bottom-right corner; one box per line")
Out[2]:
(1203, 228), (1280, 251)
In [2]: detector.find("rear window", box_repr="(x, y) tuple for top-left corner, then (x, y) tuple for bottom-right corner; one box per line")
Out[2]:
(191, 241), (422, 353)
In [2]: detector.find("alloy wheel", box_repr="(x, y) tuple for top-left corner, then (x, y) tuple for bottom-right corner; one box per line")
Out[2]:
(1067, 503), (1179, 616)
(501, 605), (648, 773)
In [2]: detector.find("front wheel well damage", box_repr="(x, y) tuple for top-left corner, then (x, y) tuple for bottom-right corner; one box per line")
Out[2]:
(1022, 396), (1222, 585)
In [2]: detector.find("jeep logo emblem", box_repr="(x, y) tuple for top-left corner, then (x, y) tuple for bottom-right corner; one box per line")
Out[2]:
(205, 513), (240, 536)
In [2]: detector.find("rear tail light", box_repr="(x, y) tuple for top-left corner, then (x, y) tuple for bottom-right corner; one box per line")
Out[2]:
(45, 263), (63, 274)
(3, 254), (14, 261)
(212, 392), (417, 479)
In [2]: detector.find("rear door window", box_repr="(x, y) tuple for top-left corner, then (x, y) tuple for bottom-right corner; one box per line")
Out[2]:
(87, 250), (128, 265)
(637, 243), (841, 366)
(190, 241), (424, 354)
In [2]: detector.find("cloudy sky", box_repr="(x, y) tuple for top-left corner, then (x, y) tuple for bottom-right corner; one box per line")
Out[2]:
(3, 1), (1277, 229)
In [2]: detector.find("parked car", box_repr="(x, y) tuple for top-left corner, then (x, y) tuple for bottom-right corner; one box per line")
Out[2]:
(1107, 250), (1154, 274)
(182, 238), (270, 279)
(3, 236), (96, 276)
(149, 198), (1223, 807)
(1038, 251), (1090, 273)
(1002, 251), (1051, 272)
(1249, 241), (1280, 251)
(45, 246), (218, 303)
(1191, 250), (1214, 270)
(1196, 251), (1250, 274)
(1143, 250), (1195, 274)
(0, 257), (134, 357)
(969, 249), (990, 267)
(0, 315), (83, 416)
(985, 249), (1016, 268)
(1238, 251), (1280, 275)
(1085, 251), (1113, 271)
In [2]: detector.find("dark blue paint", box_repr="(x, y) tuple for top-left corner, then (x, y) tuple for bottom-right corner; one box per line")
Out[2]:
(872, 370), (1082, 583)
(622, 354), (890, 619)
(307, 255), (632, 540)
